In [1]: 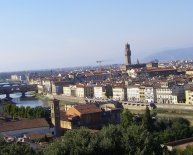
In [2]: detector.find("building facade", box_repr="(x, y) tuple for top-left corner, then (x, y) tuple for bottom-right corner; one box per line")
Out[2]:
(127, 86), (140, 102)
(112, 86), (127, 101)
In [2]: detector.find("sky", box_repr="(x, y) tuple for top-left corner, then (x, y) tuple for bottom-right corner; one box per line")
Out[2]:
(0, 0), (193, 72)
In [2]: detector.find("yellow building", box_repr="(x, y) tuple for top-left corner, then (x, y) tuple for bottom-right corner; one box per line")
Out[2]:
(186, 70), (193, 76)
(185, 88), (193, 104)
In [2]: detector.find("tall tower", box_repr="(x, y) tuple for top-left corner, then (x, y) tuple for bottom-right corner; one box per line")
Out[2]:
(125, 43), (131, 65)
(51, 99), (61, 137)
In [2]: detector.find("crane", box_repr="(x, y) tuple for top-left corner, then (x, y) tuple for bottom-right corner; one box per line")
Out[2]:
(96, 60), (107, 71)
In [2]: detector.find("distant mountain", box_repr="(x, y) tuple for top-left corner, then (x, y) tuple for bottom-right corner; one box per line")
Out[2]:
(144, 47), (193, 62)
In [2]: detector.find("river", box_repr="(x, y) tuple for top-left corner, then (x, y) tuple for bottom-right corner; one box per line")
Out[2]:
(0, 93), (49, 108)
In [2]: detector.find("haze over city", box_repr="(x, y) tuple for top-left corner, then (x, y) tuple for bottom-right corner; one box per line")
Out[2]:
(0, 0), (193, 72)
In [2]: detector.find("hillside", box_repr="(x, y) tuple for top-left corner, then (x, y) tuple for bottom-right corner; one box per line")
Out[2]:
(144, 47), (193, 62)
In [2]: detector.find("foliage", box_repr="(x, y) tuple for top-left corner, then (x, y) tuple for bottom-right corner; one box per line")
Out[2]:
(155, 118), (193, 143)
(3, 104), (49, 119)
(43, 128), (98, 155)
(120, 109), (134, 128)
(0, 138), (35, 155)
(105, 90), (113, 98)
(176, 146), (193, 155)
(1, 107), (193, 155)
(142, 106), (154, 131)
(43, 125), (164, 155)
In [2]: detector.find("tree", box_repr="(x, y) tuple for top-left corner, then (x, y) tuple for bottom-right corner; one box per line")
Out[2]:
(105, 91), (112, 99)
(43, 128), (98, 155)
(142, 106), (154, 131)
(0, 139), (35, 155)
(99, 125), (124, 155)
(120, 109), (133, 128)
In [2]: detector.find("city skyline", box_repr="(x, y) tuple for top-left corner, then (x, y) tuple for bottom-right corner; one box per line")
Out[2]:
(0, 0), (193, 72)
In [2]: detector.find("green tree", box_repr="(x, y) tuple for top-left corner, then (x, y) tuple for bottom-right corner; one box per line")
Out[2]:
(99, 125), (124, 155)
(142, 106), (154, 131)
(0, 138), (35, 155)
(120, 109), (133, 128)
(43, 128), (98, 155)
(105, 91), (112, 98)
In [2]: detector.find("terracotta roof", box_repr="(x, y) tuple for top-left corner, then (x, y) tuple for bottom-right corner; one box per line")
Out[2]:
(146, 68), (177, 72)
(0, 118), (49, 132)
(74, 105), (102, 115)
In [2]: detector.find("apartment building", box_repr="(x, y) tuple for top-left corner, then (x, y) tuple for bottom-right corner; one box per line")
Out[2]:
(94, 85), (112, 99)
(144, 86), (156, 103)
(185, 88), (193, 104)
(127, 85), (140, 102)
(76, 84), (94, 98)
(156, 87), (178, 104)
(63, 85), (76, 97)
(112, 85), (127, 101)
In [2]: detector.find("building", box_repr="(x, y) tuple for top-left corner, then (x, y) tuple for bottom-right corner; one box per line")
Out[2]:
(185, 88), (193, 104)
(112, 85), (127, 101)
(156, 86), (178, 104)
(125, 43), (131, 65)
(127, 69), (137, 78)
(139, 86), (146, 102)
(63, 85), (76, 97)
(140, 68), (178, 78)
(94, 85), (112, 99)
(127, 85), (140, 102)
(0, 118), (54, 137)
(146, 62), (158, 68)
(60, 105), (103, 129)
(60, 104), (121, 130)
(63, 85), (71, 96)
(94, 86), (103, 99)
(76, 84), (94, 98)
(76, 85), (85, 98)
(51, 99), (61, 137)
(186, 70), (193, 76)
(144, 86), (156, 103)
(11, 75), (22, 81)
(172, 84), (185, 103)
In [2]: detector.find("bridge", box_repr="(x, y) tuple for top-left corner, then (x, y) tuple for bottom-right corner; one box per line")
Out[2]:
(0, 84), (38, 98)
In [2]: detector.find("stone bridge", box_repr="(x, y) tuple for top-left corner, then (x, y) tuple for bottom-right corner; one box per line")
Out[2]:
(0, 84), (38, 98)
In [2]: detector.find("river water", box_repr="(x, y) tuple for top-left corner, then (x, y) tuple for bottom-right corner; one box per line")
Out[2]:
(0, 93), (48, 108)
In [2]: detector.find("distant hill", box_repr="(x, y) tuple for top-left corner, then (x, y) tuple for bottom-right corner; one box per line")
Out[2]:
(144, 47), (193, 62)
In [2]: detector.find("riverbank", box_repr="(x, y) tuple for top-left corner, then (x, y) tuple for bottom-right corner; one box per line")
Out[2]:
(34, 93), (50, 102)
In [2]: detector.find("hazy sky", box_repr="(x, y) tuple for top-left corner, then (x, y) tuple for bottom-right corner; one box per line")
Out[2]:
(0, 0), (193, 72)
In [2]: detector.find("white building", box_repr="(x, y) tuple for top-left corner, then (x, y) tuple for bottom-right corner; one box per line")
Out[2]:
(42, 79), (52, 93)
(94, 86), (103, 99)
(144, 86), (156, 103)
(127, 69), (137, 78)
(127, 85), (140, 102)
(11, 75), (22, 81)
(156, 87), (178, 104)
(76, 86), (85, 98)
(112, 86), (127, 101)
(63, 85), (71, 96)
(63, 85), (77, 97)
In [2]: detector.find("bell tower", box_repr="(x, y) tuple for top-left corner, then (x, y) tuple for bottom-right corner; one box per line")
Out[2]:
(51, 99), (61, 137)
(125, 43), (131, 65)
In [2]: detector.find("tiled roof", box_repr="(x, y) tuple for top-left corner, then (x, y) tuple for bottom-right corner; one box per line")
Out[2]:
(0, 118), (49, 132)
(74, 105), (102, 115)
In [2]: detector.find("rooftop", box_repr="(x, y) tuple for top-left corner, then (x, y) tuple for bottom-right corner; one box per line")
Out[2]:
(0, 118), (49, 133)
(74, 104), (102, 115)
